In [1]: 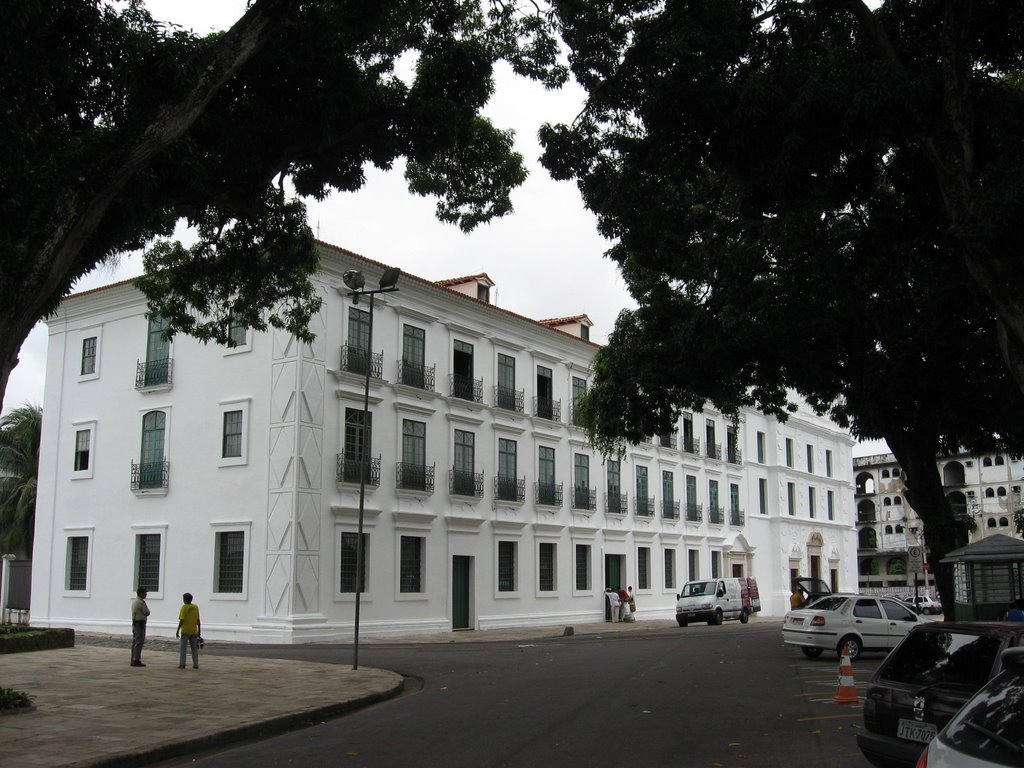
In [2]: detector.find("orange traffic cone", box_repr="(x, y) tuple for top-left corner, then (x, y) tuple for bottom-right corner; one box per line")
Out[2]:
(833, 646), (859, 704)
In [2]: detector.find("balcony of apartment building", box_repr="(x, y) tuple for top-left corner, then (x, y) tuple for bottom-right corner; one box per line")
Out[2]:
(449, 468), (484, 498)
(658, 431), (678, 451)
(534, 396), (561, 422)
(569, 402), (587, 428)
(340, 345), (383, 380)
(396, 462), (435, 493)
(536, 481), (563, 507)
(606, 490), (628, 515)
(685, 502), (703, 523)
(662, 499), (680, 520)
(706, 442), (723, 461)
(397, 360), (436, 392)
(494, 475), (526, 503)
(726, 443), (742, 465)
(635, 495), (656, 518)
(681, 436), (701, 456)
(572, 486), (597, 512)
(707, 505), (725, 525)
(494, 384), (525, 413)
(135, 357), (173, 391)
(131, 459), (169, 491)
(730, 506), (745, 526)
(335, 453), (381, 487)
(449, 373), (483, 403)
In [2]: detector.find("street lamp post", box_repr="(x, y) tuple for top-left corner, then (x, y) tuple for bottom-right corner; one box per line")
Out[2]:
(342, 266), (400, 670)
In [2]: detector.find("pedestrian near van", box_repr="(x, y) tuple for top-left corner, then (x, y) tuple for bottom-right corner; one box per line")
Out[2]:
(130, 588), (150, 667)
(176, 592), (202, 669)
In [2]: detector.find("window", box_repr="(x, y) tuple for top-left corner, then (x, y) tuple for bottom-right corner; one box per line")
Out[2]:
(227, 318), (247, 348)
(664, 549), (676, 590)
(536, 365), (554, 419)
(662, 470), (675, 517)
(497, 438), (519, 501)
(574, 453), (591, 509)
(400, 536), (425, 593)
(74, 429), (91, 472)
(759, 478), (768, 515)
(636, 465), (650, 515)
(827, 490), (835, 521)
(806, 445), (814, 473)
(497, 353), (517, 409)
(711, 551), (721, 578)
(81, 336), (97, 375)
(705, 419), (717, 458)
(143, 315), (171, 386)
(985, 488), (995, 498)
(347, 307), (371, 375)
(498, 540), (517, 592)
(538, 445), (557, 504)
(756, 431), (766, 464)
(575, 544), (591, 591)
(637, 546), (651, 589)
(581, 325), (589, 341)
(222, 410), (243, 458)
(995, 455), (1005, 466)
(808, 487), (816, 518)
(401, 419), (427, 489)
(688, 549), (700, 581)
(401, 324), (427, 388)
(785, 438), (794, 468)
(826, 449), (833, 478)
(340, 532), (368, 593)
(708, 479), (720, 522)
(138, 411), (166, 489)
(453, 340), (476, 400)
(983, 457), (993, 467)
(607, 460), (623, 513)
(787, 482), (795, 515)
(453, 429), (476, 495)
(343, 408), (372, 483)
(685, 474), (698, 519)
(571, 376), (587, 426)
(997, 487), (1007, 497)
(682, 413), (695, 452)
(882, 469), (890, 478)
(539, 542), (556, 591)
(135, 533), (162, 593)
(65, 535), (90, 592)
(215, 531), (245, 593)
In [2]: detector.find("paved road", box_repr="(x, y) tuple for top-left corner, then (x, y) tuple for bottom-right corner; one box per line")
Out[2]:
(161, 620), (880, 768)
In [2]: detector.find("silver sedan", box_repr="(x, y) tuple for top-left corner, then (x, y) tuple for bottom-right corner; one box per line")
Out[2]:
(782, 594), (924, 660)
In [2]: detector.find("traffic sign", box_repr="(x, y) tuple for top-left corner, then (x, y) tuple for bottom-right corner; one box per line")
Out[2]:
(908, 545), (924, 573)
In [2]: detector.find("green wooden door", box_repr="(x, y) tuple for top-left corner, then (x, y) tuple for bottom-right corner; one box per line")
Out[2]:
(452, 556), (471, 630)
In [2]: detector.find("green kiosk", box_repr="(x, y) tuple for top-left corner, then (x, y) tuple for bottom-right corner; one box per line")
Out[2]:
(941, 534), (1024, 621)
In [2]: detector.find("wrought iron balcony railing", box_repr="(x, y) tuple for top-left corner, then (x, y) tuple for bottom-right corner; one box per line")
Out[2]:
(450, 468), (484, 498)
(727, 445), (742, 465)
(658, 432), (677, 449)
(536, 481), (563, 506)
(494, 475), (526, 503)
(396, 462), (435, 492)
(136, 358), (172, 389)
(450, 373), (483, 403)
(685, 502), (703, 522)
(131, 459), (169, 490)
(730, 507), (745, 526)
(662, 499), (681, 520)
(681, 436), (701, 455)
(341, 345), (383, 379)
(569, 402), (586, 427)
(636, 496), (655, 518)
(708, 505), (725, 525)
(572, 487), (597, 511)
(336, 453), (381, 486)
(606, 491), (628, 515)
(534, 396), (561, 421)
(397, 361), (436, 391)
(857, 512), (877, 524)
(494, 385), (525, 413)
(707, 442), (723, 460)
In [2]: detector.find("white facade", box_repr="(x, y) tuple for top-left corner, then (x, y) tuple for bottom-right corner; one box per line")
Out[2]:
(31, 242), (857, 642)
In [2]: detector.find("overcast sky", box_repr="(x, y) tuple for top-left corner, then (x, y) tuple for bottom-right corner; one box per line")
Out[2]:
(5, 1), (887, 458)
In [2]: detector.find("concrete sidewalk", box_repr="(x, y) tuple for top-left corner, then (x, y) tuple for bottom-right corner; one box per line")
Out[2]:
(0, 619), (683, 768)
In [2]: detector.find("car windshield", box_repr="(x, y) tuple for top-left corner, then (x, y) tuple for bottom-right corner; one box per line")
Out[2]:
(682, 581), (714, 597)
(942, 669), (1024, 766)
(805, 596), (848, 612)
(879, 630), (1003, 688)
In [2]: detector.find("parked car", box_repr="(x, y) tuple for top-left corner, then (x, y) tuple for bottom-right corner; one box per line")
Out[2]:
(914, 647), (1024, 767)
(791, 576), (832, 606)
(857, 622), (1024, 768)
(782, 594), (923, 660)
(675, 577), (759, 626)
(912, 595), (942, 615)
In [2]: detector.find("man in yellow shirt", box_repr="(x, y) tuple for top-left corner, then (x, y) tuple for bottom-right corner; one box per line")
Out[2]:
(175, 592), (202, 669)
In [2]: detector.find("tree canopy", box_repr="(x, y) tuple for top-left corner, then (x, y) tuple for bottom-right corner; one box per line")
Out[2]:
(542, 0), (1024, 611)
(0, 404), (42, 557)
(0, 0), (565, 411)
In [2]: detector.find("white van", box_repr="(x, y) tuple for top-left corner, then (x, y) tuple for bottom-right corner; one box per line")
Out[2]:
(675, 577), (759, 627)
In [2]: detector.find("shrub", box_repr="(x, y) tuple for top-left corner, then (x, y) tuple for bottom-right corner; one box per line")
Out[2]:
(0, 687), (33, 711)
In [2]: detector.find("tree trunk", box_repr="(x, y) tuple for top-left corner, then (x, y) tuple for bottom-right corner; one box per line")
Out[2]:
(885, 429), (970, 620)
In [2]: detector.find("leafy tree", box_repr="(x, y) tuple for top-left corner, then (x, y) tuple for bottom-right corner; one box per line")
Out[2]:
(0, 0), (565, 411)
(542, 0), (1024, 613)
(0, 405), (42, 557)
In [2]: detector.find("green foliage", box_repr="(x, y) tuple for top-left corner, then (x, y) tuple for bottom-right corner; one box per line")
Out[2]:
(0, 687), (33, 711)
(0, 405), (42, 557)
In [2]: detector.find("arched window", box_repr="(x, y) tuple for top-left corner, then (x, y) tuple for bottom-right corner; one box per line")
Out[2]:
(995, 456), (1005, 466)
(987, 518), (997, 528)
(856, 472), (875, 495)
(139, 410), (166, 490)
(893, 468), (901, 478)
(883, 497), (892, 506)
(985, 488), (995, 498)
(894, 496), (902, 505)
(997, 487), (1007, 497)
(881, 469), (890, 478)
(983, 457), (993, 467)
(885, 525), (894, 534)
(888, 558), (906, 575)
(859, 528), (878, 549)
(1000, 517), (1009, 527)
(895, 525), (904, 534)
(860, 558), (879, 576)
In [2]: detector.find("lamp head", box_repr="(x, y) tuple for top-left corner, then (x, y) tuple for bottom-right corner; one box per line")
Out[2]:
(343, 270), (365, 291)
(379, 267), (401, 290)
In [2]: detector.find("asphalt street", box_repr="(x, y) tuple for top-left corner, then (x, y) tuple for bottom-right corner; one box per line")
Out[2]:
(156, 620), (881, 768)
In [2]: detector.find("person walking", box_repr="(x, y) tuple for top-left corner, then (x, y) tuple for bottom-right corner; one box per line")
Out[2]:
(130, 588), (150, 667)
(176, 592), (202, 669)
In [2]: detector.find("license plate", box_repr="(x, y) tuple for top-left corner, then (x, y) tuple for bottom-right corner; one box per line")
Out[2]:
(897, 718), (937, 744)
(790, 617), (804, 625)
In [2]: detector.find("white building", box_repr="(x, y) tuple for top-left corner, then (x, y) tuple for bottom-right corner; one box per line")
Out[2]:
(31, 242), (857, 642)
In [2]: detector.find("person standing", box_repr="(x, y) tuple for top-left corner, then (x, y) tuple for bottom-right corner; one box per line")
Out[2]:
(176, 592), (202, 669)
(627, 586), (637, 620)
(606, 588), (621, 622)
(130, 588), (150, 667)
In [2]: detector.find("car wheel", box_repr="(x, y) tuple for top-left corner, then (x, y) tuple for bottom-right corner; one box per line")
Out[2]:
(708, 609), (723, 626)
(838, 635), (862, 660)
(739, 609), (750, 624)
(676, 618), (687, 627)
(801, 647), (823, 658)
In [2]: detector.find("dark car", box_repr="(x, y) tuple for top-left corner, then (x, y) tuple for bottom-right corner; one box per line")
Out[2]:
(857, 622), (1024, 768)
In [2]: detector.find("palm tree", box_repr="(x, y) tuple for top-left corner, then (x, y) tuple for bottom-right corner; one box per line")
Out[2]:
(0, 404), (42, 557)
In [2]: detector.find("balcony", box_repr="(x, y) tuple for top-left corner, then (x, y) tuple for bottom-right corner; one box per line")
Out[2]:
(662, 499), (681, 520)
(569, 402), (587, 428)
(681, 436), (701, 456)
(450, 373), (483, 403)
(707, 442), (723, 461)
(727, 445), (742, 465)
(136, 358), (172, 390)
(449, 468), (484, 498)
(131, 459), (168, 491)
(636, 496), (655, 518)
(536, 482), (563, 507)
(494, 475), (526, 503)
(494, 385), (525, 413)
(336, 453), (381, 486)
(730, 507), (745, 526)
(572, 486), (597, 511)
(708, 505), (725, 525)
(658, 432), (678, 449)
(397, 361), (436, 391)
(396, 462), (435, 492)
(534, 396), (561, 421)
(857, 511), (877, 524)
(606, 491), (628, 515)
(341, 345), (382, 379)
(684, 502), (703, 522)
